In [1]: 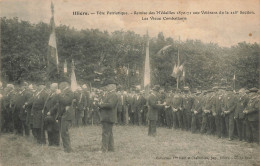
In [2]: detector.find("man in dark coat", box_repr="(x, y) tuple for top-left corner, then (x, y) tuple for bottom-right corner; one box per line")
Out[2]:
(243, 88), (259, 143)
(98, 79), (118, 152)
(182, 87), (194, 131)
(223, 87), (237, 140)
(172, 90), (183, 129)
(133, 89), (146, 126)
(191, 91), (203, 133)
(234, 88), (248, 141)
(31, 85), (48, 144)
(45, 83), (60, 146)
(82, 84), (90, 126)
(212, 87), (225, 138)
(56, 82), (76, 152)
(128, 91), (135, 125)
(165, 90), (173, 129)
(147, 85), (164, 136)
(1, 84), (15, 133)
(13, 85), (31, 136)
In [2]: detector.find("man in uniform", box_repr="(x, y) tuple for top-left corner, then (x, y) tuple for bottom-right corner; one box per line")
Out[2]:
(45, 83), (60, 146)
(133, 89), (146, 126)
(13, 83), (30, 136)
(74, 87), (85, 127)
(56, 82), (76, 152)
(234, 88), (248, 141)
(30, 85), (48, 144)
(165, 90), (173, 129)
(191, 91), (203, 133)
(147, 85), (164, 136)
(98, 79), (118, 152)
(25, 84), (36, 137)
(212, 86), (225, 138)
(200, 90), (214, 134)
(243, 88), (259, 143)
(182, 87), (194, 131)
(128, 91), (135, 125)
(222, 87), (237, 140)
(1, 84), (15, 133)
(172, 89), (183, 129)
(82, 84), (90, 126)
(157, 89), (166, 127)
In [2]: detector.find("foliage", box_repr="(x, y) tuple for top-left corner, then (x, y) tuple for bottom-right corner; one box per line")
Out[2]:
(1, 17), (259, 90)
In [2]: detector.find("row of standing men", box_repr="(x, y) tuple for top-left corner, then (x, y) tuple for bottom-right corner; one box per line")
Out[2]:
(0, 83), (259, 151)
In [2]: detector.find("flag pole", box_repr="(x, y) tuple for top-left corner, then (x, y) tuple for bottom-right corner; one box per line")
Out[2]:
(177, 49), (180, 90)
(127, 64), (130, 89)
(144, 30), (150, 98)
(233, 72), (236, 91)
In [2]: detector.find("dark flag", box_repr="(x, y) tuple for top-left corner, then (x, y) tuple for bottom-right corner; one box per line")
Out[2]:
(47, 1), (59, 80)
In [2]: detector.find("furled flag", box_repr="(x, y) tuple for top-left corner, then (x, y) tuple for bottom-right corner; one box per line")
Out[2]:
(233, 73), (236, 80)
(71, 60), (78, 92)
(47, 1), (59, 80)
(144, 30), (150, 88)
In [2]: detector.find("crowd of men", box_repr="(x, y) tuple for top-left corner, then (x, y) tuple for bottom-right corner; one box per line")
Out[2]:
(0, 81), (259, 152)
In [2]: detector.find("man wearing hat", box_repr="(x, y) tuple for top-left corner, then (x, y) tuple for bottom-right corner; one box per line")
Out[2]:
(147, 85), (164, 136)
(13, 85), (31, 136)
(82, 84), (90, 126)
(182, 87), (193, 131)
(234, 88), (249, 141)
(222, 86), (237, 141)
(29, 85), (48, 144)
(45, 83), (60, 146)
(165, 90), (173, 129)
(74, 86), (85, 127)
(56, 82), (76, 152)
(191, 91), (203, 133)
(98, 79), (118, 152)
(212, 86), (225, 138)
(133, 89), (146, 126)
(243, 87), (259, 143)
(1, 84), (15, 133)
(172, 89), (183, 129)
(200, 90), (215, 134)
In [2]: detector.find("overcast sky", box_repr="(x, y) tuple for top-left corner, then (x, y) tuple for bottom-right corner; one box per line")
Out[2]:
(1, 0), (260, 47)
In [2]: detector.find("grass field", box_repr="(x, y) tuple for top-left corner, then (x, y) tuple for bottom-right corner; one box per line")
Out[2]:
(0, 125), (259, 166)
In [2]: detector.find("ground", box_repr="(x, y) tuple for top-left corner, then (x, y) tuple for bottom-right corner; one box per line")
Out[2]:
(0, 125), (259, 166)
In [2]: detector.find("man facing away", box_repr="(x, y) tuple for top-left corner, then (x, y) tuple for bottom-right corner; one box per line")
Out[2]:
(147, 85), (165, 136)
(98, 79), (118, 152)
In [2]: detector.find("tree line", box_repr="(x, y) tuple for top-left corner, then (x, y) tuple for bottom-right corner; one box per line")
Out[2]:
(1, 17), (259, 90)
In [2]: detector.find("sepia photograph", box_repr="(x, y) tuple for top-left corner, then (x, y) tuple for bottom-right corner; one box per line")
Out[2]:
(0, 0), (259, 165)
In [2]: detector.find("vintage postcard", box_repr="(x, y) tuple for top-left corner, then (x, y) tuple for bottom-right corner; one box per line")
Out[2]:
(0, 0), (259, 165)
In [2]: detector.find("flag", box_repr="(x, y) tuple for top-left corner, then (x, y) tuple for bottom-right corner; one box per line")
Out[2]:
(171, 49), (184, 78)
(180, 68), (185, 81)
(64, 60), (67, 73)
(171, 64), (177, 78)
(71, 60), (78, 92)
(144, 30), (150, 88)
(47, 1), (59, 79)
(233, 73), (236, 80)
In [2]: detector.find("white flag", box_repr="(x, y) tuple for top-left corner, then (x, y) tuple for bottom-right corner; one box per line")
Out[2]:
(144, 32), (150, 88)
(71, 60), (78, 92)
